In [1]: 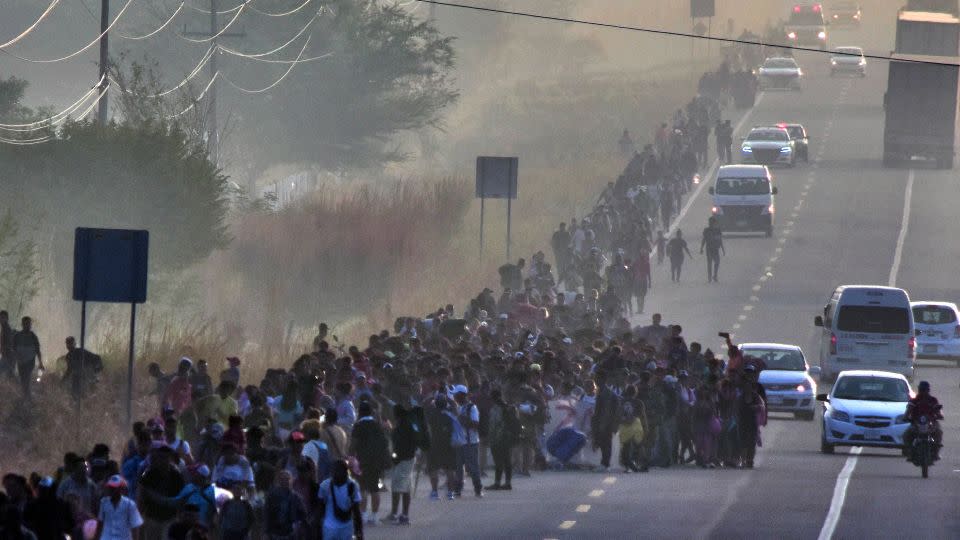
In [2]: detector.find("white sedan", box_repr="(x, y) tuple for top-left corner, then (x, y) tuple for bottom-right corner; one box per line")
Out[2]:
(818, 370), (912, 454)
(758, 57), (802, 91)
(741, 343), (819, 420)
(830, 46), (867, 77)
(912, 301), (960, 362)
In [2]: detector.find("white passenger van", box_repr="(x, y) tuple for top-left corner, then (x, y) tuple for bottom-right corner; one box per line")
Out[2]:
(814, 285), (916, 382)
(708, 165), (778, 237)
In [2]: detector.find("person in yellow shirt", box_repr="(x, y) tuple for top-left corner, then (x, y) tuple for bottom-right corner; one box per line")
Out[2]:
(194, 381), (238, 426)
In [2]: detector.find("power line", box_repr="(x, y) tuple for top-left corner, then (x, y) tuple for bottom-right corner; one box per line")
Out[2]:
(0, 0), (136, 63)
(222, 35), (311, 93)
(116, 2), (186, 40)
(177, 0), (251, 43)
(415, 0), (960, 68)
(165, 71), (220, 118)
(0, 76), (106, 130)
(0, 0), (61, 49)
(109, 45), (217, 97)
(248, 0), (314, 17)
(217, 10), (319, 58)
(218, 46), (333, 63)
(185, 1), (244, 15)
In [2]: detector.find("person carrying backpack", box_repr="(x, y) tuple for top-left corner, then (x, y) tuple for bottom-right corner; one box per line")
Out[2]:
(218, 481), (255, 540)
(317, 460), (364, 540)
(350, 401), (392, 525)
(485, 389), (520, 491)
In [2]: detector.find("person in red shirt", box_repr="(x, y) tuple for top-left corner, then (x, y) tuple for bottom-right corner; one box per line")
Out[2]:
(163, 358), (194, 415)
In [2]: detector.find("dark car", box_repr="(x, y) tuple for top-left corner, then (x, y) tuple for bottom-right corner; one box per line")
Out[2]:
(779, 123), (809, 162)
(830, 2), (861, 26)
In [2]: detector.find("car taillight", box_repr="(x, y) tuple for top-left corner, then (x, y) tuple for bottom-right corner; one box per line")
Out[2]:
(830, 333), (837, 355)
(908, 336), (916, 357)
(954, 325), (960, 338)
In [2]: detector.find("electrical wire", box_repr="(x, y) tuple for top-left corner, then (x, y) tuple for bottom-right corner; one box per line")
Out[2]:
(109, 45), (216, 97)
(165, 71), (220, 118)
(0, 0), (137, 63)
(222, 35), (310, 93)
(0, 83), (110, 144)
(0, 0), (61, 49)
(217, 10), (318, 58)
(415, 0), (960, 68)
(218, 46), (332, 64)
(248, 0), (313, 17)
(116, 2), (186, 40)
(0, 76), (106, 129)
(177, 0), (252, 43)
(185, 1), (244, 15)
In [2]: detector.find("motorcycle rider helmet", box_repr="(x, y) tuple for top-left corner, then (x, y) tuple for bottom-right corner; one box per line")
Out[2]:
(918, 381), (931, 393)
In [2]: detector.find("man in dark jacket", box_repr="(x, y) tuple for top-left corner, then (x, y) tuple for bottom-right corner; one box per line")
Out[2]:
(388, 404), (428, 525)
(350, 400), (392, 525)
(24, 477), (74, 540)
(591, 370), (621, 471)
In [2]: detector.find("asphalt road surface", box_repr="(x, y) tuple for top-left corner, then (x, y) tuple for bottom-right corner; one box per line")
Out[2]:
(369, 20), (960, 540)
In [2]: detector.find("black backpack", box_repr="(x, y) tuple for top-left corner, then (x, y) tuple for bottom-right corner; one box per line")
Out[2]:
(330, 481), (356, 523)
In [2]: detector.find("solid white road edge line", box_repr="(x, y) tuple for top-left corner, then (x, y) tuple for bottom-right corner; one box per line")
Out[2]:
(816, 446), (863, 540)
(888, 169), (914, 287)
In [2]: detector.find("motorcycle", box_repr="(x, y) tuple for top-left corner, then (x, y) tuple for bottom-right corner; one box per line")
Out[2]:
(909, 415), (936, 479)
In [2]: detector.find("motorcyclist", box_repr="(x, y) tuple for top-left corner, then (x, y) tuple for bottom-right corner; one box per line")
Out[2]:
(903, 381), (943, 460)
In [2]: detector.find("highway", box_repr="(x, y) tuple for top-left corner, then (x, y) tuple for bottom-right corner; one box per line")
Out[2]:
(369, 17), (960, 540)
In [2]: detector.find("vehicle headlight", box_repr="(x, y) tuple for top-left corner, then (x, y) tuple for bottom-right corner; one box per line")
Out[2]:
(831, 410), (851, 423)
(761, 204), (775, 215)
(796, 381), (814, 392)
(742, 145), (752, 153)
(831, 59), (837, 65)
(780, 147), (792, 153)
(895, 415), (910, 424)
(859, 59), (866, 66)
(787, 31), (797, 39)
(711, 206), (723, 215)
(818, 31), (827, 39)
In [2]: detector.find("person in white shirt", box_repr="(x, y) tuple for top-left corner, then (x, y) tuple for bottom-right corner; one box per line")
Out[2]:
(318, 460), (363, 540)
(96, 476), (144, 540)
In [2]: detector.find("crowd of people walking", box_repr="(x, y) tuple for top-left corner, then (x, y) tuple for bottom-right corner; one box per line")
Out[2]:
(0, 49), (771, 540)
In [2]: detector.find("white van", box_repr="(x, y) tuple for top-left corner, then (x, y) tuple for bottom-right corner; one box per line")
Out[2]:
(708, 165), (778, 237)
(814, 285), (916, 382)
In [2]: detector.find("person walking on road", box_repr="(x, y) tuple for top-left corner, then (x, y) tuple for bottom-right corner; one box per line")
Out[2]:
(654, 231), (667, 266)
(666, 230), (694, 283)
(591, 371), (621, 472)
(13, 316), (43, 399)
(700, 217), (725, 283)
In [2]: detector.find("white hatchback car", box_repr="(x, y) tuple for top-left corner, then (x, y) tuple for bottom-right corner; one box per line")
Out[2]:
(830, 46), (867, 77)
(818, 370), (912, 454)
(740, 343), (819, 420)
(912, 301), (960, 362)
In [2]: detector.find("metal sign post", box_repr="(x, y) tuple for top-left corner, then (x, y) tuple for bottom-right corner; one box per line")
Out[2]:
(476, 156), (519, 261)
(73, 228), (149, 426)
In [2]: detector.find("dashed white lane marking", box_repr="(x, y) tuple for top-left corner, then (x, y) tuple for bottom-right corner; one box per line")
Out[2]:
(602, 477), (616, 485)
(588, 489), (604, 498)
(778, 238), (787, 244)
(743, 305), (754, 312)
(817, 447), (863, 540)
(752, 284), (762, 292)
(775, 247), (783, 253)
(576, 505), (591, 513)
(769, 256), (778, 263)
(888, 169), (914, 287)
(738, 314), (747, 321)
(559, 521), (576, 530)
(731, 323), (741, 330)
(749, 295), (759, 302)
(759, 275), (769, 282)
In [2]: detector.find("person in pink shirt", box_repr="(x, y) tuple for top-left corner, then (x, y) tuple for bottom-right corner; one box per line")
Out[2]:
(162, 358), (193, 415)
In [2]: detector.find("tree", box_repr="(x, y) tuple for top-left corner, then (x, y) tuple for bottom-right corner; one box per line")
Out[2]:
(227, 0), (458, 171)
(0, 212), (39, 318)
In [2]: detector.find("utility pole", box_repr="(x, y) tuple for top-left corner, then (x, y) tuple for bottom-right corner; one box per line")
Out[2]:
(209, 0), (219, 162)
(97, 0), (110, 124)
(183, 0), (245, 165)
